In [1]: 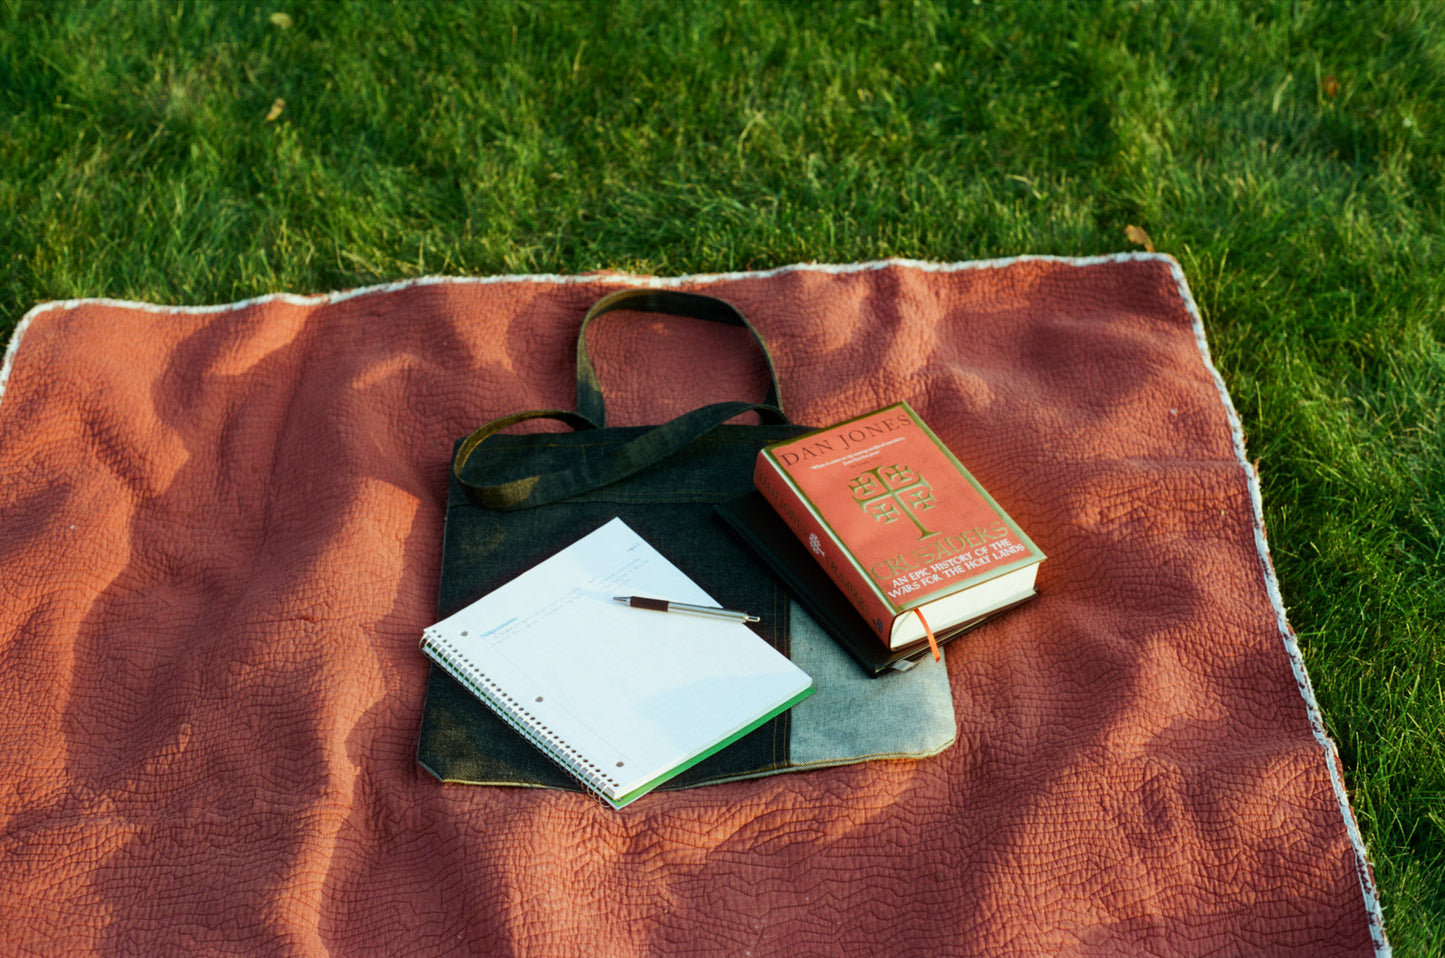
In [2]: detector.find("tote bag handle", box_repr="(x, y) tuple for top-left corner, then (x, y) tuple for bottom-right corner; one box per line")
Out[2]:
(454, 290), (793, 510)
(574, 288), (786, 427)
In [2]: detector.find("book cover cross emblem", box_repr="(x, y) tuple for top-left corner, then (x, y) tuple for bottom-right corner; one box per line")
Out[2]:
(849, 464), (939, 538)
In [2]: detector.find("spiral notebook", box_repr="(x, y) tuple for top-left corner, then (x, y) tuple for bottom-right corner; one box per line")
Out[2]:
(419, 517), (815, 809)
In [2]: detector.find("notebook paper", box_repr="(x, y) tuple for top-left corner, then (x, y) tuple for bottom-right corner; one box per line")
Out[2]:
(420, 517), (814, 808)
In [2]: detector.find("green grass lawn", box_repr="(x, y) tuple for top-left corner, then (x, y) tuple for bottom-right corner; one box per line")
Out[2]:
(3, 0), (1441, 951)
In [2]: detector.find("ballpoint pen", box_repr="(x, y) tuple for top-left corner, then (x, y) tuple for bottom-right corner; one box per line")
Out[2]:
(612, 596), (760, 624)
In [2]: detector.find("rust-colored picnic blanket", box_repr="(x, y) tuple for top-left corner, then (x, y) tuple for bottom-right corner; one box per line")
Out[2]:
(0, 256), (1386, 956)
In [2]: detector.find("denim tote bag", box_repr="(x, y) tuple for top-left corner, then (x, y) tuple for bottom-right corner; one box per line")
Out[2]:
(417, 289), (956, 793)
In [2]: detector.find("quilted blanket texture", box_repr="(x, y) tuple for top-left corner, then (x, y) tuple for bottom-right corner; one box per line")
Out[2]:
(0, 256), (1385, 956)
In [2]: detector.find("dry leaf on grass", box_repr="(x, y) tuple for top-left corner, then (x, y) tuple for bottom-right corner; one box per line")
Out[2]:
(1125, 225), (1155, 252)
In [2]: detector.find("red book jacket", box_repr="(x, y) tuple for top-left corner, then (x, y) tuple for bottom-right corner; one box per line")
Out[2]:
(754, 403), (1043, 648)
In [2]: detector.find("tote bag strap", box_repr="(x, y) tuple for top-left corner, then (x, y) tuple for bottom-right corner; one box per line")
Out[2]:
(453, 288), (793, 510)
(453, 401), (790, 510)
(575, 288), (785, 427)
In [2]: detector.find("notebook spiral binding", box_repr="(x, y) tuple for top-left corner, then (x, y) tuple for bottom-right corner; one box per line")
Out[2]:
(422, 630), (621, 800)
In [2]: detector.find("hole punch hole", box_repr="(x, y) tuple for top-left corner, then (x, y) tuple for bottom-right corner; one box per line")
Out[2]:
(535, 696), (544, 702)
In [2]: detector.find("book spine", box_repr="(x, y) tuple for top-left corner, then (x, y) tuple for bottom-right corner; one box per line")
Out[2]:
(754, 454), (896, 644)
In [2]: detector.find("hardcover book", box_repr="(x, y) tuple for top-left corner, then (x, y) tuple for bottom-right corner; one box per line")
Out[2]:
(714, 492), (1035, 676)
(754, 402), (1044, 650)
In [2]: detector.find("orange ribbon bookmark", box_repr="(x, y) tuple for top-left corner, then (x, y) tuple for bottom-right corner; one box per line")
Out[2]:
(914, 609), (941, 662)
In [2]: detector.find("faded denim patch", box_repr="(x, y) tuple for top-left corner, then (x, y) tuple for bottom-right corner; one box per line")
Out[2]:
(787, 605), (956, 767)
